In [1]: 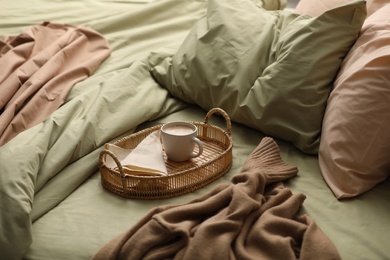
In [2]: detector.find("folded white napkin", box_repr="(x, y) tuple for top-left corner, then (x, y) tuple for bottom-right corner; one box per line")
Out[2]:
(105, 131), (167, 176)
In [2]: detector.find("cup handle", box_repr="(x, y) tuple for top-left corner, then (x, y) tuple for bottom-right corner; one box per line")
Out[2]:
(189, 137), (203, 158)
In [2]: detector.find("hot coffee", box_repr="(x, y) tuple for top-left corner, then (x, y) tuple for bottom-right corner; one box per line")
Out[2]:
(163, 125), (194, 136)
(160, 121), (203, 162)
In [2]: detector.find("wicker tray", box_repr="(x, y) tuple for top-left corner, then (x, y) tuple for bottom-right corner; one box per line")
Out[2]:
(99, 108), (233, 199)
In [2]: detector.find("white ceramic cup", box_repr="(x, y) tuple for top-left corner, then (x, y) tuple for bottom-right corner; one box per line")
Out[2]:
(160, 121), (203, 162)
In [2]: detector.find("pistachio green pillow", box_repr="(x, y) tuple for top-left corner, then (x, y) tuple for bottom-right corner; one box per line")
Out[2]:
(150, 0), (366, 154)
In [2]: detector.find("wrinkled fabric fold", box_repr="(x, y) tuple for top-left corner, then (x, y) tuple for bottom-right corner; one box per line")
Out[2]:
(92, 137), (341, 260)
(0, 22), (111, 145)
(105, 132), (168, 176)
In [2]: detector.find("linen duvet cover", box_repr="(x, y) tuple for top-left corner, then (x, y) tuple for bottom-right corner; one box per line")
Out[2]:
(1, 0), (390, 259)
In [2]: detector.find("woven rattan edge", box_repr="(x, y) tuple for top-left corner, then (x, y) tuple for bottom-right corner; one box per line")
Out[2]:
(99, 108), (233, 199)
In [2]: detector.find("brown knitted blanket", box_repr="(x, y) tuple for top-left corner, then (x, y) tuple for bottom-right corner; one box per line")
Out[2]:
(93, 137), (341, 260)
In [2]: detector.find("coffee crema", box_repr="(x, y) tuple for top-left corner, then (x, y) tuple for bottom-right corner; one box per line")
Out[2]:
(163, 125), (194, 136)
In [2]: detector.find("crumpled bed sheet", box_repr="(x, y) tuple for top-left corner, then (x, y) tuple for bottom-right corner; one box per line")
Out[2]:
(0, 22), (111, 146)
(0, 0), (209, 258)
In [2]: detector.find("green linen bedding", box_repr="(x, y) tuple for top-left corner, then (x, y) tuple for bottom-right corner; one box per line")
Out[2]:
(0, 0), (389, 259)
(151, 0), (366, 154)
(23, 107), (390, 260)
(0, 0), (206, 258)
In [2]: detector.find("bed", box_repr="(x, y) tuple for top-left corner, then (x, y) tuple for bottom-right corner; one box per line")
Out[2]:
(1, 0), (390, 259)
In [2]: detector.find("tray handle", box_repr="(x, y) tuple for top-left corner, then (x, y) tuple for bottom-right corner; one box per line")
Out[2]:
(99, 149), (126, 178)
(204, 108), (232, 135)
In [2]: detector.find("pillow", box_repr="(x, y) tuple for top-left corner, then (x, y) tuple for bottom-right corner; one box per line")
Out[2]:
(149, 0), (366, 154)
(295, 0), (350, 16)
(296, 0), (386, 17)
(319, 4), (390, 199)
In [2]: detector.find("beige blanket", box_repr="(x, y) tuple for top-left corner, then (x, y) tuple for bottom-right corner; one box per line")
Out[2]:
(0, 22), (110, 145)
(93, 137), (341, 259)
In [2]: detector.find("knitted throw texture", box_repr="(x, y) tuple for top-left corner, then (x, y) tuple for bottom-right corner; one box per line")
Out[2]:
(93, 137), (341, 260)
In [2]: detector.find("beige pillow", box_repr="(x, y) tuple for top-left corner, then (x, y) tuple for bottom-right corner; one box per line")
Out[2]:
(319, 4), (390, 198)
(295, 0), (387, 17)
